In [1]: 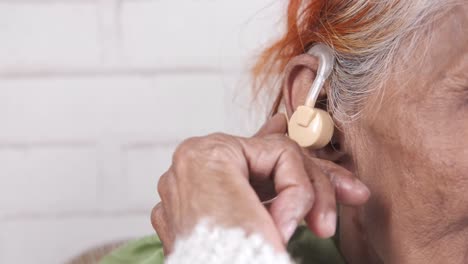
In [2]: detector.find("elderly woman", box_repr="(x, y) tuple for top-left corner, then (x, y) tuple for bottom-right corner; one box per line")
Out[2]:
(97, 0), (467, 263)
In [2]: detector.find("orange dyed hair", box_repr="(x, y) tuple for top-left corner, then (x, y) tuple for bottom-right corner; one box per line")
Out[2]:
(252, 0), (383, 116)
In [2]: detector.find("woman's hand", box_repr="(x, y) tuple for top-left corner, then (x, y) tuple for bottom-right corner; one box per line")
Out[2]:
(151, 114), (370, 254)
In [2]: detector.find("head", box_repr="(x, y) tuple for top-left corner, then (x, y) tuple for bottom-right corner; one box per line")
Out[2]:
(253, 0), (468, 263)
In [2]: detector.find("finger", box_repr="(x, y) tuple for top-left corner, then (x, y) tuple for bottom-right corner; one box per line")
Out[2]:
(240, 135), (314, 243)
(151, 203), (174, 255)
(254, 113), (288, 137)
(313, 158), (370, 205)
(154, 170), (176, 255)
(303, 161), (337, 238)
(157, 171), (170, 202)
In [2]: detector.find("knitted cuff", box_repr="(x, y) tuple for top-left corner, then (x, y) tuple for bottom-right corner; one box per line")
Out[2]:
(166, 222), (293, 264)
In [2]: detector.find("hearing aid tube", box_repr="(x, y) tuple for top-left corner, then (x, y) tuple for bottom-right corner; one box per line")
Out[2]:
(304, 44), (335, 107)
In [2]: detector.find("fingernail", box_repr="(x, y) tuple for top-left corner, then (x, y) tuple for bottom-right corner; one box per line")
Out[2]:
(320, 211), (337, 237)
(282, 220), (297, 242)
(339, 178), (354, 191)
(354, 179), (371, 196)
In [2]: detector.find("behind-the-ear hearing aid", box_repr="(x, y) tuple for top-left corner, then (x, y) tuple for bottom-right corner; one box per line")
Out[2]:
(288, 43), (335, 149)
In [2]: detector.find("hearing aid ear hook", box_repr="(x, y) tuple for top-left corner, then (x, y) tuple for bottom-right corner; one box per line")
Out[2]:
(288, 43), (335, 149)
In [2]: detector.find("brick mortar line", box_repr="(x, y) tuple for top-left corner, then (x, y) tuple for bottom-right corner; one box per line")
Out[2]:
(0, 0), (111, 3)
(0, 209), (150, 222)
(0, 67), (242, 79)
(0, 140), (181, 149)
(122, 140), (181, 150)
(0, 141), (97, 149)
(0, 0), (146, 2)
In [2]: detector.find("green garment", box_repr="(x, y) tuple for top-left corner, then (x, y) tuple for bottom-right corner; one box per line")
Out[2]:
(99, 226), (345, 264)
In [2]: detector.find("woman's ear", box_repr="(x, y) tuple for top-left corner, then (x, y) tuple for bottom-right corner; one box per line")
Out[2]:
(282, 54), (345, 162)
(282, 54), (322, 117)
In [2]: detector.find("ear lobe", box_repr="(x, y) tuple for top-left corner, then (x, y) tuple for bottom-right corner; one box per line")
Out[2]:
(282, 54), (321, 118)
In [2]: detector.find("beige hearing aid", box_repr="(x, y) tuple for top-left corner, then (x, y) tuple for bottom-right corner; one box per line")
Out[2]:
(288, 43), (335, 149)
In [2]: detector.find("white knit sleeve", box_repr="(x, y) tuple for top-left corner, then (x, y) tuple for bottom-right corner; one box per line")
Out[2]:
(166, 222), (294, 264)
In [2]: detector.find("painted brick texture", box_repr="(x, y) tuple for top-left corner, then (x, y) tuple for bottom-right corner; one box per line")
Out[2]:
(0, 0), (281, 263)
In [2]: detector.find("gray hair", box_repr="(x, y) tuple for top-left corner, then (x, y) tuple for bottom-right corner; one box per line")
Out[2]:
(326, 0), (463, 122)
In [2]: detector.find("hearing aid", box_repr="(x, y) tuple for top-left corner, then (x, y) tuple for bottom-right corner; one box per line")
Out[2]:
(288, 43), (335, 149)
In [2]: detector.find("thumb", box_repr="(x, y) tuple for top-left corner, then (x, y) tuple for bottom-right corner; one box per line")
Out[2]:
(254, 113), (288, 137)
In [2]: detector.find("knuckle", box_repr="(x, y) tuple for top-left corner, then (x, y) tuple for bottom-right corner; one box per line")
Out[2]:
(157, 173), (169, 198)
(207, 132), (230, 141)
(205, 144), (239, 163)
(172, 133), (239, 164)
(171, 133), (243, 179)
(172, 137), (201, 163)
(150, 203), (164, 230)
(194, 133), (241, 162)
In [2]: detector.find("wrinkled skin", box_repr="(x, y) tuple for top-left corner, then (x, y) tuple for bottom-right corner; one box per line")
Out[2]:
(338, 6), (468, 264)
(152, 5), (468, 264)
(152, 115), (370, 254)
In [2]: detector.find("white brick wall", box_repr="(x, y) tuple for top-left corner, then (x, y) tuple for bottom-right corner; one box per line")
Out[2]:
(0, 0), (282, 263)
